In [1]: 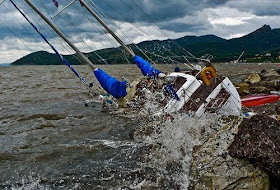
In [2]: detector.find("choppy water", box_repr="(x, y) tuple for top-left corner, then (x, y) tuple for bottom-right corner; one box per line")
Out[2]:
(0, 63), (279, 189)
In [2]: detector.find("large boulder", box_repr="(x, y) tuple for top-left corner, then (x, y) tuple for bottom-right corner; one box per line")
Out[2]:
(244, 73), (261, 84)
(229, 115), (280, 188)
(189, 117), (269, 190)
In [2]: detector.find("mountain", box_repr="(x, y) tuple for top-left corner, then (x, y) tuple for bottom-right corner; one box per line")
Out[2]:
(12, 25), (280, 65)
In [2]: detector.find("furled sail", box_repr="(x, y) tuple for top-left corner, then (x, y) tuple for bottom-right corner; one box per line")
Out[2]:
(94, 68), (127, 98)
(134, 55), (162, 78)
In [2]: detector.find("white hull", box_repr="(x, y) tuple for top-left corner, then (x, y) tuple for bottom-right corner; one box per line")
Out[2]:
(159, 72), (241, 116)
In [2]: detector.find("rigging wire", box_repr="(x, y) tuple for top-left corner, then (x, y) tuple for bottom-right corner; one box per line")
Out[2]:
(89, 0), (191, 67)
(32, 0), (94, 90)
(2, 1), (51, 52)
(94, 0), (188, 64)
(15, 1), (97, 92)
(17, 0), (94, 91)
(37, 0), (89, 57)
(31, 0), (88, 66)
(73, 1), (132, 64)
(87, 0), (158, 65)
(54, 0), (108, 65)
(72, 1), (131, 64)
(143, 50), (193, 69)
(8, 0), (89, 87)
(1, 2), (49, 65)
(23, 0), (78, 57)
(129, 0), (197, 60)
(117, 0), (196, 65)
(0, 18), (46, 65)
(31, 0), (97, 79)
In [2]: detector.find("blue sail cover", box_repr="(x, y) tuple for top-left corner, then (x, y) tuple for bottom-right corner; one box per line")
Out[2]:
(94, 68), (127, 98)
(134, 55), (161, 78)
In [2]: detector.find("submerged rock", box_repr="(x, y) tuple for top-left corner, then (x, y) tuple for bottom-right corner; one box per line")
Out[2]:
(229, 115), (280, 185)
(189, 116), (269, 190)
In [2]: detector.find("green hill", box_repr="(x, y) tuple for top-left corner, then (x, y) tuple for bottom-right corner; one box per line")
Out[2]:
(12, 25), (280, 65)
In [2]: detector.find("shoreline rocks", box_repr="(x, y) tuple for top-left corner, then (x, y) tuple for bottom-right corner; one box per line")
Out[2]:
(189, 116), (270, 190)
(229, 115), (280, 189)
(234, 69), (280, 95)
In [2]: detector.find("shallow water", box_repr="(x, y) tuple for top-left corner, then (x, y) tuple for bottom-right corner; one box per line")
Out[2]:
(0, 63), (279, 189)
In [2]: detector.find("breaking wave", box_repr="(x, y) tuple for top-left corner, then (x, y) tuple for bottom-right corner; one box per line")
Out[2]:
(130, 113), (220, 189)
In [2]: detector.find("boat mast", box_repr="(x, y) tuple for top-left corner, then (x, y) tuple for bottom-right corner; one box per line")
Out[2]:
(78, 0), (135, 57)
(24, 0), (95, 70)
(236, 51), (245, 62)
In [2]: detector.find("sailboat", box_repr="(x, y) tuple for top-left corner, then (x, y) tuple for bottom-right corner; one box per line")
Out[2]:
(9, 0), (242, 117)
(77, 0), (242, 117)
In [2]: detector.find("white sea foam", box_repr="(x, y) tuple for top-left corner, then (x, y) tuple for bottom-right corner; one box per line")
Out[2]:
(136, 113), (219, 189)
(10, 177), (50, 190)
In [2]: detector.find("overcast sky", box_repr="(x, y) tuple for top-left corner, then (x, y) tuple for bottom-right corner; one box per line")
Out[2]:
(0, 0), (280, 64)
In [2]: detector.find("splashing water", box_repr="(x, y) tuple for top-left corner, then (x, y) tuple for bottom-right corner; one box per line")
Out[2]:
(9, 176), (51, 190)
(131, 113), (220, 189)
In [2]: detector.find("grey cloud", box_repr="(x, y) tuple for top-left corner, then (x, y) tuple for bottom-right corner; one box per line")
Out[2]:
(92, 0), (230, 22)
(226, 0), (280, 16)
(1, 0), (280, 64)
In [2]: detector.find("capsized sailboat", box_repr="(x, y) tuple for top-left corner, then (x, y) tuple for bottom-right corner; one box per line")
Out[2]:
(77, 0), (242, 116)
(9, 0), (241, 117)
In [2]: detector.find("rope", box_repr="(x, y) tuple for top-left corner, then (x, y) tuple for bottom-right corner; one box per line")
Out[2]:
(54, 0), (108, 65)
(0, 19), (46, 65)
(88, 0), (156, 65)
(73, 2), (131, 64)
(129, 0), (197, 60)
(10, 0), (88, 86)
(90, 0), (198, 70)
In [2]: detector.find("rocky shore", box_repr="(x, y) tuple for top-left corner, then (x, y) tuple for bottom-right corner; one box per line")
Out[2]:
(131, 68), (280, 189)
(189, 116), (270, 190)
(229, 115), (280, 189)
(190, 69), (280, 189)
(235, 68), (280, 96)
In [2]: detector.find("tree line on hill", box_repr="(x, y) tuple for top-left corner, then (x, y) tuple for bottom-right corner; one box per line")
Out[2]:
(12, 25), (280, 65)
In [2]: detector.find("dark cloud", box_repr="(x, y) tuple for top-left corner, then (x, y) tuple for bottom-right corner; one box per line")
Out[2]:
(226, 0), (280, 16)
(92, 0), (230, 22)
(1, 0), (280, 63)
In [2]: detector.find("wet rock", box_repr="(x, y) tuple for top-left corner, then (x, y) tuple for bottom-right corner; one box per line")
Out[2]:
(244, 73), (261, 84)
(235, 82), (249, 95)
(189, 117), (269, 190)
(276, 106), (280, 114)
(235, 69), (280, 95)
(257, 80), (280, 91)
(277, 107), (280, 120)
(229, 115), (280, 180)
(249, 86), (270, 94)
(260, 69), (280, 81)
(131, 119), (161, 140)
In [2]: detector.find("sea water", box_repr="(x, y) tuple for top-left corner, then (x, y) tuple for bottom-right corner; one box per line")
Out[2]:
(0, 63), (279, 189)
